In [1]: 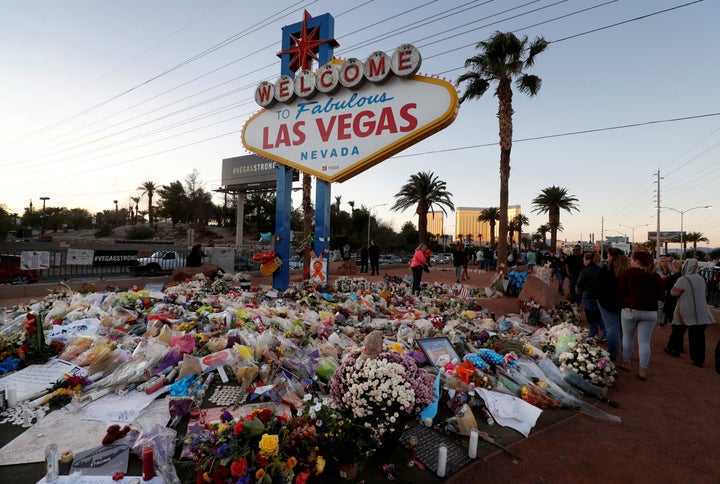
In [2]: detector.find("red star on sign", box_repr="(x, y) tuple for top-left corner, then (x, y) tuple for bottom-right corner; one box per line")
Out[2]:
(277, 10), (338, 73)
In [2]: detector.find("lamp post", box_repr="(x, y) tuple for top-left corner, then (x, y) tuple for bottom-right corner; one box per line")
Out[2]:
(40, 197), (50, 236)
(367, 203), (387, 247)
(113, 200), (119, 227)
(443, 224), (455, 253)
(661, 205), (712, 260)
(617, 223), (649, 248)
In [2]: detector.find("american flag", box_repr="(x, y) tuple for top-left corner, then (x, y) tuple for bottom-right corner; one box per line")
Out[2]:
(301, 378), (313, 390)
(309, 250), (317, 259)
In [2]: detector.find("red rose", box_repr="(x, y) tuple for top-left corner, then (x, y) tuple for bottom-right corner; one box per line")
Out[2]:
(233, 421), (244, 435)
(25, 321), (36, 334)
(230, 458), (248, 477)
(211, 466), (229, 484)
(295, 470), (311, 484)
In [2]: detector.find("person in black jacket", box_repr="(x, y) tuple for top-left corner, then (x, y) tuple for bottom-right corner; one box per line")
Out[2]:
(368, 241), (381, 275)
(577, 251), (605, 340)
(663, 260), (684, 357)
(186, 244), (204, 267)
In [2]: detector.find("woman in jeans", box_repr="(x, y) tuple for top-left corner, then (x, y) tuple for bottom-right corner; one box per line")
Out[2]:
(618, 251), (665, 380)
(596, 248), (630, 363)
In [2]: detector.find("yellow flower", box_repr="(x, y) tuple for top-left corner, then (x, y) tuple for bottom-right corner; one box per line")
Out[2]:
(388, 343), (404, 354)
(258, 433), (279, 456)
(217, 423), (231, 434)
(315, 455), (326, 474)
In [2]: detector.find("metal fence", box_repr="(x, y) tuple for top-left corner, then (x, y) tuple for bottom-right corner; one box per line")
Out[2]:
(0, 243), (262, 284)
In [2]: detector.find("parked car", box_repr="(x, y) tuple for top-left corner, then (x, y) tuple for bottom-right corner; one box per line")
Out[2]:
(288, 256), (303, 269)
(132, 250), (185, 275)
(0, 255), (41, 285)
(431, 253), (452, 265)
(378, 254), (403, 265)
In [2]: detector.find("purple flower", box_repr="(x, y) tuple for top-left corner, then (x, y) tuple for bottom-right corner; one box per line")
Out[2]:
(221, 410), (233, 422)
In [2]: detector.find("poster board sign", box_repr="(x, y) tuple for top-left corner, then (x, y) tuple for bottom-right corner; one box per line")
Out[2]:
(309, 257), (328, 284)
(67, 248), (94, 265)
(0, 359), (85, 402)
(20, 251), (50, 270)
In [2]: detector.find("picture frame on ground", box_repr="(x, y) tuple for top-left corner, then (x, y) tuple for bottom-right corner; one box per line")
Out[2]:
(417, 337), (460, 368)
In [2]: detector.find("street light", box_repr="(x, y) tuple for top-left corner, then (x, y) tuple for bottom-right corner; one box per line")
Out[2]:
(617, 223), (649, 247)
(113, 200), (119, 227)
(442, 224), (455, 252)
(661, 205), (712, 260)
(367, 203), (387, 247)
(40, 197), (50, 236)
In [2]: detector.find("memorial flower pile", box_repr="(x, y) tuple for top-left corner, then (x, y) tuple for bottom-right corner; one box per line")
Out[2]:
(185, 407), (324, 484)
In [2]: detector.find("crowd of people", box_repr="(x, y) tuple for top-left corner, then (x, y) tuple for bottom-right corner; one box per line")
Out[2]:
(551, 245), (716, 380)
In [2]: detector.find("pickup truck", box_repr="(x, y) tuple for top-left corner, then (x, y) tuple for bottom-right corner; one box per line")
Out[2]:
(131, 250), (185, 275)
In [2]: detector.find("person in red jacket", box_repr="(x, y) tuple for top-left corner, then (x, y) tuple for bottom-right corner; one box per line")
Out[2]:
(618, 250), (665, 381)
(410, 243), (430, 295)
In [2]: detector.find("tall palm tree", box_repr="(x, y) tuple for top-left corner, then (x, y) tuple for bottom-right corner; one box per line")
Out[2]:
(130, 196), (141, 224)
(531, 186), (579, 252)
(478, 207), (500, 248)
(683, 231), (709, 259)
(536, 223), (551, 249)
(509, 213), (529, 249)
(458, 31), (548, 269)
(138, 181), (157, 225)
(391, 171), (454, 244)
(302, 172), (313, 278)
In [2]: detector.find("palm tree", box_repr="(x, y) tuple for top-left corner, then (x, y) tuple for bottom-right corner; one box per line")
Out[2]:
(302, 172), (313, 278)
(509, 213), (529, 249)
(130, 196), (141, 224)
(531, 186), (579, 252)
(683, 231), (709, 259)
(478, 207), (500, 249)
(458, 31), (548, 269)
(138, 181), (158, 225)
(391, 171), (454, 244)
(536, 223), (550, 249)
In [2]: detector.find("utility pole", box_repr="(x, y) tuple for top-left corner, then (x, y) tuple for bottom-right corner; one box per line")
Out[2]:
(655, 169), (662, 260)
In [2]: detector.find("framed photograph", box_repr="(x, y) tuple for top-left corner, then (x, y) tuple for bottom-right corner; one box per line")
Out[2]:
(417, 337), (461, 368)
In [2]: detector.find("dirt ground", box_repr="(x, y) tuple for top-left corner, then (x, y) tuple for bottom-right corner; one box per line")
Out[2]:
(2, 264), (719, 483)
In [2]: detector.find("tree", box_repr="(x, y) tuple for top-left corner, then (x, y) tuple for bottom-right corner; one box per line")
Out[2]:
(536, 223), (550, 249)
(478, 207), (500, 249)
(138, 181), (158, 225)
(509, 213), (529, 249)
(391, 171), (454, 244)
(458, 31), (548, 270)
(130, 196), (141, 224)
(683, 231), (709, 259)
(531, 186), (579, 252)
(156, 181), (188, 227)
(0, 205), (15, 241)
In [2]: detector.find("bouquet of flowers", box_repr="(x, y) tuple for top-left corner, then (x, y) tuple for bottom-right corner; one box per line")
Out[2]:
(302, 394), (377, 466)
(184, 407), (324, 484)
(328, 348), (436, 446)
(541, 322), (617, 388)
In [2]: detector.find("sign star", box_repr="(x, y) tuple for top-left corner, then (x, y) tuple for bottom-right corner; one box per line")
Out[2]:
(278, 10), (338, 73)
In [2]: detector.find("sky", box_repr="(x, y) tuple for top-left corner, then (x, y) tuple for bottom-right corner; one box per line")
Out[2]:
(1, 0), (718, 250)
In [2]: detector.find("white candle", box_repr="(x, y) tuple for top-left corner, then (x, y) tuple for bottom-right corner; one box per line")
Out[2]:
(436, 445), (447, 477)
(6, 385), (17, 408)
(468, 429), (478, 459)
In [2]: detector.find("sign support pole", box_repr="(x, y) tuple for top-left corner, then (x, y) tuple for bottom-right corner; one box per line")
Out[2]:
(272, 165), (293, 290)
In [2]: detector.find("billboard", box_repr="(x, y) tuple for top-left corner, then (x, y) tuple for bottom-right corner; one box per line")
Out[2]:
(647, 231), (684, 243)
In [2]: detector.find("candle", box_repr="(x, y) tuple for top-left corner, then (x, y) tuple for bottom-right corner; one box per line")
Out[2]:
(423, 417), (433, 427)
(142, 446), (154, 481)
(468, 429), (478, 459)
(436, 445), (447, 477)
(6, 385), (17, 408)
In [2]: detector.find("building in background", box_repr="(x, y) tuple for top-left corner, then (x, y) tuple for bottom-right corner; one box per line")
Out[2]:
(455, 205), (521, 246)
(427, 212), (444, 241)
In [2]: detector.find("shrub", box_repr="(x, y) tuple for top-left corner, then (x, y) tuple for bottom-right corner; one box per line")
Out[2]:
(125, 225), (156, 240)
(94, 224), (114, 238)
